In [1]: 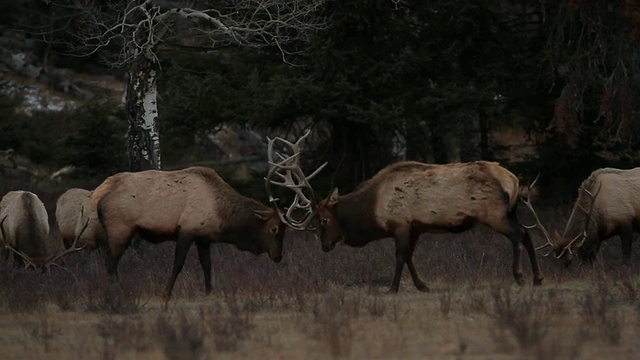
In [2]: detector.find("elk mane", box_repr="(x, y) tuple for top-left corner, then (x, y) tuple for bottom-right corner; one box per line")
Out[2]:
(186, 167), (271, 226)
(185, 167), (235, 191)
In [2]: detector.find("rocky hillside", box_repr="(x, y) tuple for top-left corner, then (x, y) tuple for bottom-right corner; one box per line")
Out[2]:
(0, 28), (126, 115)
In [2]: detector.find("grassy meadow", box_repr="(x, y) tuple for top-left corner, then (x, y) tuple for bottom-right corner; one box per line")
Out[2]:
(0, 205), (639, 360)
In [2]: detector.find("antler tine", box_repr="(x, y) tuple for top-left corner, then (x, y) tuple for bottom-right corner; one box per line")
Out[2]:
(552, 181), (603, 258)
(520, 173), (556, 253)
(561, 181), (603, 256)
(42, 214), (88, 271)
(268, 154), (301, 170)
(284, 195), (317, 229)
(305, 161), (328, 181)
(4, 245), (39, 270)
(0, 212), (86, 273)
(265, 130), (325, 231)
(267, 130), (311, 162)
(265, 165), (316, 230)
(270, 129), (312, 152)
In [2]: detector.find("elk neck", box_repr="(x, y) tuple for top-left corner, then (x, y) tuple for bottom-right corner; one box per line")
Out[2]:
(335, 188), (389, 247)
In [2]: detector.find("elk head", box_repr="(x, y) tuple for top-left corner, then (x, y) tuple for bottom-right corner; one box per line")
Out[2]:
(522, 175), (602, 266)
(252, 208), (285, 263)
(265, 129), (327, 231)
(316, 187), (343, 252)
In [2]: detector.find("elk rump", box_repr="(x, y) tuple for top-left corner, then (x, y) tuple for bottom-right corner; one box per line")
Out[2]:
(55, 188), (106, 250)
(0, 190), (55, 264)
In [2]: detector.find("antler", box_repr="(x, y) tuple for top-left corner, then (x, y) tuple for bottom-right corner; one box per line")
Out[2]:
(520, 174), (557, 257)
(265, 129), (327, 230)
(1, 210), (88, 273)
(554, 181), (603, 258)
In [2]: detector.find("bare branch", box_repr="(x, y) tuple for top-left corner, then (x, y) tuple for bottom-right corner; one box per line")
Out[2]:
(46, 0), (327, 67)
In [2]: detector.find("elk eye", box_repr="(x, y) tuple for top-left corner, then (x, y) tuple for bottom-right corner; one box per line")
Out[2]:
(270, 226), (279, 234)
(320, 218), (329, 226)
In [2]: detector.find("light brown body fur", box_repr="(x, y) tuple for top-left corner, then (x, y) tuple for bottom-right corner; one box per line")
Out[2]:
(91, 166), (285, 306)
(55, 188), (106, 250)
(558, 167), (640, 264)
(0, 191), (56, 264)
(317, 161), (543, 292)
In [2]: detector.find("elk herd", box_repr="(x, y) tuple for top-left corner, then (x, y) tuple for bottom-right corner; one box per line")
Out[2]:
(1, 130), (639, 307)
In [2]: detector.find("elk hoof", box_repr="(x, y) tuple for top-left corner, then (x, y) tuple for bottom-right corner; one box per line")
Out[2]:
(515, 274), (525, 286)
(533, 277), (544, 286)
(415, 283), (430, 292)
(386, 287), (399, 295)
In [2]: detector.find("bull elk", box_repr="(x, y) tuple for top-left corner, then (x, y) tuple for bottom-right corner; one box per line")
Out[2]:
(55, 188), (106, 250)
(0, 190), (85, 272)
(90, 166), (287, 308)
(524, 167), (640, 265)
(266, 134), (544, 293)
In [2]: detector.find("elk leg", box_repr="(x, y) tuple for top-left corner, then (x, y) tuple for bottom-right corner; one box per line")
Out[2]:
(163, 233), (195, 308)
(509, 238), (525, 286)
(195, 240), (212, 295)
(105, 225), (134, 277)
(620, 226), (633, 266)
(389, 232), (410, 294)
(500, 216), (525, 286)
(406, 232), (429, 292)
(106, 241), (129, 277)
(521, 228), (544, 285)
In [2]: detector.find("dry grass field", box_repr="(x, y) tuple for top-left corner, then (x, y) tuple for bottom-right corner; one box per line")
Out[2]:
(0, 206), (639, 360)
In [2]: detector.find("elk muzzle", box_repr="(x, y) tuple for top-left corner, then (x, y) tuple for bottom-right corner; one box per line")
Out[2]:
(270, 253), (283, 263)
(321, 235), (340, 252)
(321, 242), (335, 252)
(562, 252), (573, 267)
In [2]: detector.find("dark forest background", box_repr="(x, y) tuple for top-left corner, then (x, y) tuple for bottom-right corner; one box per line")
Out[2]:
(1, 0), (639, 205)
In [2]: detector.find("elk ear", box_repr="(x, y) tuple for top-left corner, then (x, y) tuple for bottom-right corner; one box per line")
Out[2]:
(328, 187), (339, 207)
(253, 209), (273, 221)
(553, 229), (561, 241)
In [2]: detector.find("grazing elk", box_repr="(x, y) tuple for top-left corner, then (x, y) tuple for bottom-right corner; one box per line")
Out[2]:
(55, 188), (106, 250)
(524, 167), (640, 266)
(90, 166), (287, 307)
(0, 190), (85, 271)
(266, 133), (543, 293)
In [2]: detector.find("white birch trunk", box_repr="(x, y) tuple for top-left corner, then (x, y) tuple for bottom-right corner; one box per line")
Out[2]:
(126, 57), (162, 171)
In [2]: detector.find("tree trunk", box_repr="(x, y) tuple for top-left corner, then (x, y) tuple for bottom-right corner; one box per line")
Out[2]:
(326, 120), (393, 190)
(126, 55), (162, 171)
(458, 112), (479, 162)
(478, 107), (492, 160)
(429, 117), (449, 164)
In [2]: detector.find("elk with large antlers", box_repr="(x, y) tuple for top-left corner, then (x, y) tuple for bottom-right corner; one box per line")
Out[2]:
(0, 190), (85, 272)
(267, 143), (544, 292)
(319, 161), (544, 292)
(523, 167), (640, 265)
(90, 166), (286, 308)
